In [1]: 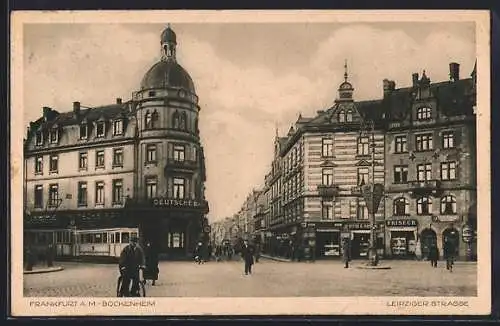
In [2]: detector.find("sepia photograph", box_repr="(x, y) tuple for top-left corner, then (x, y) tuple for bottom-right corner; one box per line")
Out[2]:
(10, 10), (490, 316)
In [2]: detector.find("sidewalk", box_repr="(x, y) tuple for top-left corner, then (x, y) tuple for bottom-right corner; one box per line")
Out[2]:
(260, 254), (292, 262)
(23, 266), (64, 275)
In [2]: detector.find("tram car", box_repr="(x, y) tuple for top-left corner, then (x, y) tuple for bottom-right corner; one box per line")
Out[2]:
(24, 227), (139, 260)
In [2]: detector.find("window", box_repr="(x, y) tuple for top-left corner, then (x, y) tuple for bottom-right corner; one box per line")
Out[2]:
(77, 182), (88, 206)
(49, 155), (58, 173)
(96, 122), (105, 138)
(395, 135), (407, 153)
(34, 185), (43, 208)
(417, 163), (432, 181)
(172, 111), (180, 129)
(441, 195), (457, 214)
(173, 145), (185, 161)
(80, 124), (88, 139)
(152, 111), (159, 128)
(180, 112), (188, 130)
(112, 179), (123, 204)
(95, 181), (104, 205)
(417, 197), (432, 215)
(338, 110), (345, 122)
(146, 144), (157, 163)
(322, 138), (334, 157)
(322, 168), (334, 185)
(416, 107), (432, 120)
(113, 120), (123, 135)
(48, 184), (59, 207)
(49, 129), (58, 144)
(148, 90), (156, 97)
(35, 131), (43, 145)
(357, 167), (369, 186)
(322, 202), (333, 220)
(393, 197), (409, 215)
(145, 111), (152, 129)
(146, 176), (157, 199)
(358, 201), (369, 220)
(346, 109), (353, 122)
(192, 146), (197, 161)
(441, 162), (457, 180)
(393, 165), (408, 184)
(357, 136), (369, 156)
(79, 152), (88, 170)
(415, 133), (433, 151)
(96, 150), (105, 168)
(113, 148), (123, 167)
(442, 131), (455, 149)
(173, 178), (185, 199)
(35, 156), (43, 174)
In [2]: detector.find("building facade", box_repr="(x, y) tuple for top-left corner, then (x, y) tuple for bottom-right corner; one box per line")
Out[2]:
(253, 61), (476, 261)
(23, 25), (209, 260)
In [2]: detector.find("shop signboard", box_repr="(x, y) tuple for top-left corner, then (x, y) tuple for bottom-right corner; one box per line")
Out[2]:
(386, 219), (418, 228)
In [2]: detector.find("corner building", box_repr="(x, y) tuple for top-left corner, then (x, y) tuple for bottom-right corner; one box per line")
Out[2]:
(23, 26), (209, 260)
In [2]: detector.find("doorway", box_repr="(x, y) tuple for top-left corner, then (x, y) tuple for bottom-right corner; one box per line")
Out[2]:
(442, 228), (460, 257)
(420, 228), (437, 260)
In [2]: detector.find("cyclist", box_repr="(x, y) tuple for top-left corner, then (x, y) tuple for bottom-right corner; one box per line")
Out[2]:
(118, 236), (146, 297)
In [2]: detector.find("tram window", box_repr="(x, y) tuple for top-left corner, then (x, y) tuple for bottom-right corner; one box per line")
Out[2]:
(56, 232), (62, 243)
(131, 232), (138, 240)
(110, 233), (115, 243)
(64, 232), (71, 243)
(103, 233), (108, 243)
(95, 233), (102, 244)
(122, 232), (130, 243)
(115, 232), (120, 243)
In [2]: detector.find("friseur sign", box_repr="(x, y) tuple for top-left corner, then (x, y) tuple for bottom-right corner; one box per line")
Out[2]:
(152, 198), (202, 208)
(386, 219), (418, 227)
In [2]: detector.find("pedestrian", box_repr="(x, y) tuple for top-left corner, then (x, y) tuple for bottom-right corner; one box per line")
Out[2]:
(118, 236), (145, 297)
(241, 240), (255, 275)
(428, 243), (439, 268)
(342, 238), (351, 268)
(193, 242), (203, 264)
(254, 242), (261, 263)
(46, 243), (55, 268)
(144, 241), (159, 286)
(443, 237), (455, 272)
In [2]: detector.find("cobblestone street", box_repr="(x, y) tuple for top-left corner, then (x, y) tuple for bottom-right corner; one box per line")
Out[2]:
(23, 259), (477, 297)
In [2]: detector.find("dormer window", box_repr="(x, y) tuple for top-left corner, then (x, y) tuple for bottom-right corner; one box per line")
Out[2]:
(338, 110), (345, 123)
(416, 107), (432, 120)
(35, 131), (43, 146)
(113, 119), (123, 136)
(96, 121), (105, 138)
(346, 109), (353, 122)
(80, 124), (88, 139)
(49, 129), (58, 144)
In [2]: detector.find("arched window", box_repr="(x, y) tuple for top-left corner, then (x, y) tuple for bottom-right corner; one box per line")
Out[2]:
(145, 111), (152, 129)
(194, 117), (199, 132)
(181, 112), (188, 130)
(346, 109), (353, 122)
(338, 110), (345, 123)
(416, 107), (432, 120)
(172, 111), (180, 129)
(441, 195), (457, 214)
(417, 196), (432, 215)
(151, 110), (159, 128)
(393, 197), (409, 216)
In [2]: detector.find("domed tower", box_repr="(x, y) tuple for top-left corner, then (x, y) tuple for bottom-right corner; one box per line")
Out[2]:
(134, 24), (208, 260)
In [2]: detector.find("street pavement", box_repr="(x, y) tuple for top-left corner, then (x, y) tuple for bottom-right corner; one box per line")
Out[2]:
(23, 258), (477, 297)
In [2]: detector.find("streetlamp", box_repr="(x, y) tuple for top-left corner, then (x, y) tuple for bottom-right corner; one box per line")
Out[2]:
(360, 120), (385, 267)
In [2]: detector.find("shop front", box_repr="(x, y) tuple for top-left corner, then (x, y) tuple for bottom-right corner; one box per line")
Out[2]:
(385, 219), (418, 259)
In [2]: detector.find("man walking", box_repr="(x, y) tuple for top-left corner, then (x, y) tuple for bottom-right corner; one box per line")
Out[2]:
(342, 238), (351, 268)
(443, 237), (455, 272)
(241, 240), (255, 275)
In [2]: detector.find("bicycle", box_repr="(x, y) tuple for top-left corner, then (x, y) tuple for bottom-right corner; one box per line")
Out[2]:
(116, 270), (146, 297)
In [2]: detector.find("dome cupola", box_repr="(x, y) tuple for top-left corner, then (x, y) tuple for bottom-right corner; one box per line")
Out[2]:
(337, 60), (354, 102)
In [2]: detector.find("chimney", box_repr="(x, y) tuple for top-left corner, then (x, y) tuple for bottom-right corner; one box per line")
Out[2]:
(449, 62), (460, 82)
(73, 101), (81, 116)
(383, 79), (396, 97)
(412, 73), (419, 87)
(42, 106), (51, 121)
(116, 98), (122, 104)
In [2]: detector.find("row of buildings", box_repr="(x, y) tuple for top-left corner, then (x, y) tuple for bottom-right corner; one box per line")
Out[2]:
(217, 61), (477, 261)
(23, 26), (210, 260)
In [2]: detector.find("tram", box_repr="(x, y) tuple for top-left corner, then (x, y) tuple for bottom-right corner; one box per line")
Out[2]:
(24, 227), (139, 260)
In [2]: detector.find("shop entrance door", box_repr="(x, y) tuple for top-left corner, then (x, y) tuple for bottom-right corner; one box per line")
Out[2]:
(420, 228), (437, 260)
(442, 228), (459, 257)
(351, 232), (370, 259)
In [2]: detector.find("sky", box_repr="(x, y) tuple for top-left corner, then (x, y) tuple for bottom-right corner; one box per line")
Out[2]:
(22, 21), (476, 221)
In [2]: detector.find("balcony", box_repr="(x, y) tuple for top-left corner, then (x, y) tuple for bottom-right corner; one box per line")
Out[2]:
(317, 184), (339, 198)
(408, 180), (442, 197)
(164, 158), (198, 171)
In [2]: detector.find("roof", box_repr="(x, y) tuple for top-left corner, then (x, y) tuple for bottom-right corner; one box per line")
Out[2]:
(140, 59), (196, 93)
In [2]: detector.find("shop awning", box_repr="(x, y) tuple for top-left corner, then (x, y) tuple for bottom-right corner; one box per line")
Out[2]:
(351, 230), (370, 234)
(389, 227), (418, 232)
